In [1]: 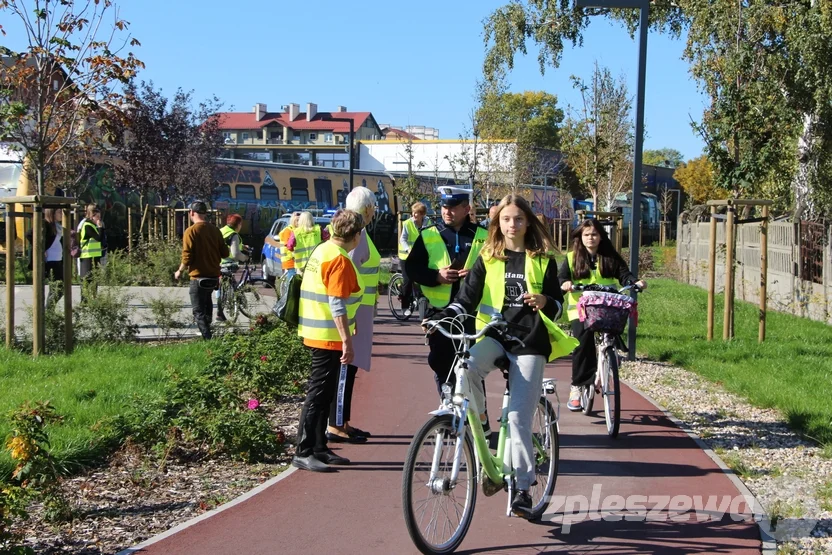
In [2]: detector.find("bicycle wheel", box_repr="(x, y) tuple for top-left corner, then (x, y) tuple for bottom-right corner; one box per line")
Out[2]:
(402, 415), (477, 554)
(528, 398), (559, 520)
(388, 273), (410, 321)
(602, 347), (621, 438)
(219, 278), (239, 323)
(581, 383), (595, 415)
(237, 279), (277, 320)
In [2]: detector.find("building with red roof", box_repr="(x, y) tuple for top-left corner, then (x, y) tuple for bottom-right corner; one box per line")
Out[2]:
(216, 102), (383, 167)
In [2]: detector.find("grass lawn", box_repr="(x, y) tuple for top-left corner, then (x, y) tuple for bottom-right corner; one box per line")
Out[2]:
(0, 341), (211, 479)
(637, 278), (832, 445)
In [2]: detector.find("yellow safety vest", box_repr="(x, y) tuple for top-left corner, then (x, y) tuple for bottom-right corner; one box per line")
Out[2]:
(564, 251), (617, 321)
(298, 241), (364, 342)
(220, 225), (237, 265)
(476, 253), (579, 362)
(293, 225), (322, 270)
(80, 221), (102, 259)
(420, 225), (488, 309)
(398, 218), (420, 260)
(358, 233), (381, 307)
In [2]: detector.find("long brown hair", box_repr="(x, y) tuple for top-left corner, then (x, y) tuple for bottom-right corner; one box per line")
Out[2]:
(569, 219), (625, 279)
(481, 194), (556, 261)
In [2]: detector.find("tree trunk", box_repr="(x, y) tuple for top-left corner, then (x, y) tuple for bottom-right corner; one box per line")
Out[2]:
(792, 111), (817, 221)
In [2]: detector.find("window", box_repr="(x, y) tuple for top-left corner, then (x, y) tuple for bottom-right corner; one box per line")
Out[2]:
(214, 184), (231, 199)
(222, 132), (231, 141)
(289, 177), (309, 201)
(308, 133), (317, 141)
(324, 133), (333, 143)
(261, 184), (278, 201)
(235, 185), (257, 200)
(293, 132), (301, 143)
(241, 132), (250, 142)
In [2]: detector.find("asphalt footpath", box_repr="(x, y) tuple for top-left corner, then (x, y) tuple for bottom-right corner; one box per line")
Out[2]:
(126, 305), (763, 555)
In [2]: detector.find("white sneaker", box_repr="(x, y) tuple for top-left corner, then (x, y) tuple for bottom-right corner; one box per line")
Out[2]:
(403, 307), (412, 318)
(567, 385), (582, 412)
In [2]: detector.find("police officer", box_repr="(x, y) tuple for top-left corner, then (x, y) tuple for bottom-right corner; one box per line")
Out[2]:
(405, 187), (490, 427)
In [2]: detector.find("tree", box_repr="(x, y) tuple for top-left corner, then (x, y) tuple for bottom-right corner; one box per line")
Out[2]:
(0, 0), (143, 195)
(673, 155), (728, 204)
(560, 64), (633, 211)
(475, 82), (564, 186)
(111, 81), (224, 205)
(482, 0), (832, 218)
(643, 148), (683, 168)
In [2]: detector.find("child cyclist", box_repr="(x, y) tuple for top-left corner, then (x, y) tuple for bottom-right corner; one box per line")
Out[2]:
(425, 194), (578, 519)
(558, 218), (647, 411)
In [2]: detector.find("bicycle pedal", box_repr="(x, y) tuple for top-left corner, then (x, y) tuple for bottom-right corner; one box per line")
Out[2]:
(482, 478), (504, 497)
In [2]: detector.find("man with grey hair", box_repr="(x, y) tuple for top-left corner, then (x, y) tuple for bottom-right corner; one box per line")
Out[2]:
(325, 186), (379, 443)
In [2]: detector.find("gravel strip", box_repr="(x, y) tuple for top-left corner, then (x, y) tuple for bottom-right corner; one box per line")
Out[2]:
(621, 359), (832, 554)
(11, 397), (303, 555)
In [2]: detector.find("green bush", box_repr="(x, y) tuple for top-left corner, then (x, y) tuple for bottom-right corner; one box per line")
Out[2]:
(119, 315), (308, 462)
(147, 292), (188, 340)
(74, 282), (137, 344)
(96, 239), (182, 287)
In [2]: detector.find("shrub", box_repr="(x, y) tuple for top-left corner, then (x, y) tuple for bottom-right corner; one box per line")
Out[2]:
(119, 315), (307, 462)
(96, 239), (182, 287)
(74, 280), (137, 344)
(146, 292), (188, 341)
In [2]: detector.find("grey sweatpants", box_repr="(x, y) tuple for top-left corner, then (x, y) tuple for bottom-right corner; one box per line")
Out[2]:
(464, 337), (545, 490)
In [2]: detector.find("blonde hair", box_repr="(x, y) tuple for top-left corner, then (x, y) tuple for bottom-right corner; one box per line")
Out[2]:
(481, 194), (557, 261)
(297, 211), (315, 232)
(330, 210), (363, 241)
(411, 202), (427, 215)
(290, 211), (301, 227)
(85, 204), (99, 219)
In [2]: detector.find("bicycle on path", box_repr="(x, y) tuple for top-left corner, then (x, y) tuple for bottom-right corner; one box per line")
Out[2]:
(401, 313), (560, 555)
(571, 283), (642, 439)
(387, 258), (427, 321)
(218, 257), (277, 323)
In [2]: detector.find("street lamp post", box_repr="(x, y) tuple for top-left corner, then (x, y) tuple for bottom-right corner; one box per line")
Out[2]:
(325, 116), (355, 191)
(576, 0), (650, 360)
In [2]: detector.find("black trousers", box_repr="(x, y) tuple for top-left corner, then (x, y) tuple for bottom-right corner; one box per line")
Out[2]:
(329, 364), (358, 426)
(400, 264), (413, 307)
(571, 320), (597, 386)
(45, 260), (64, 306)
(189, 279), (215, 339)
(428, 328), (488, 406)
(297, 347), (342, 456)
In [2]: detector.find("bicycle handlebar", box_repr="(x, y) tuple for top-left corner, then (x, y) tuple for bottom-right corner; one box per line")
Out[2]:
(424, 315), (527, 348)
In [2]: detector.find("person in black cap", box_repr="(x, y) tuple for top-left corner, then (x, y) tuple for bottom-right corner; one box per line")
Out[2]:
(405, 186), (493, 431)
(174, 201), (229, 339)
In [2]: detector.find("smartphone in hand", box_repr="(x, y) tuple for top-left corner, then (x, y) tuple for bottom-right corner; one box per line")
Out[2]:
(448, 257), (465, 271)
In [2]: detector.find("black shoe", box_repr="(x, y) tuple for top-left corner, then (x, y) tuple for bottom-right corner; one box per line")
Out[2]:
(348, 427), (371, 438)
(292, 455), (334, 473)
(511, 490), (534, 520)
(326, 431), (367, 444)
(315, 450), (350, 465)
(216, 312), (227, 322)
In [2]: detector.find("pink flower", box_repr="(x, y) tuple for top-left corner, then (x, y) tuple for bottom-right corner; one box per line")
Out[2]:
(260, 355), (268, 362)
(247, 399), (260, 410)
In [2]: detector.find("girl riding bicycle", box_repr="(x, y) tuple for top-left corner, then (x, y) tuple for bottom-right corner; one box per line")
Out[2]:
(427, 194), (578, 519)
(558, 219), (646, 412)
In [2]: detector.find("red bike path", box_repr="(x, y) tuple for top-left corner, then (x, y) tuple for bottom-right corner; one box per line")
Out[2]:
(131, 307), (763, 555)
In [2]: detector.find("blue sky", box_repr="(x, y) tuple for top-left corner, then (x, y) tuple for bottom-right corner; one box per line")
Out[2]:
(5, 0), (707, 159)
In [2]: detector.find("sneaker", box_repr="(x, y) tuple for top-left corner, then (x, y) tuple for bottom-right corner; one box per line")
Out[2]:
(511, 489), (534, 520)
(403, 307), (412, 318)
(567, 385), (582, 412)
(482, 419), (491, 439)
(216, 312), (226, 322)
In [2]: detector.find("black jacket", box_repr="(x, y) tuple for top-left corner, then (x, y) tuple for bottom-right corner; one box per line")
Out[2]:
(557, 253), (635, 286)
(404, 220), (483, 308)
(436, 251), (565, 358)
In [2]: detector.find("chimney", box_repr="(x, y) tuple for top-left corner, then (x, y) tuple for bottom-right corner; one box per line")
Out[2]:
(336, 105), (347, 113)
(288, 103), (300, 121)
(306, 103), (317, 121)
(254, 103), (267, 121)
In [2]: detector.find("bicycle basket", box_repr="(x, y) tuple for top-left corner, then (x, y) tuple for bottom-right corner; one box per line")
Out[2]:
(577, 291), (636, 334)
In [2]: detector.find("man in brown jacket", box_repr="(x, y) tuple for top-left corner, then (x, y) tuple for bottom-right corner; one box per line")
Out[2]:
(174, 201), (229, 339)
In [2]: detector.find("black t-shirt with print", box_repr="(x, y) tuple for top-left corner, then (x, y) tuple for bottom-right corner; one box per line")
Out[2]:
(438, 250), (565, 358)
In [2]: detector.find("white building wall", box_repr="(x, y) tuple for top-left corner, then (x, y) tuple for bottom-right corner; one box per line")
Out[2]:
(358, 140), (516, 179)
